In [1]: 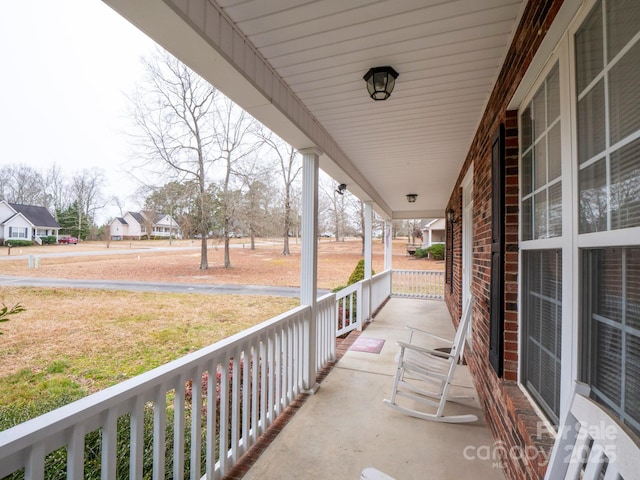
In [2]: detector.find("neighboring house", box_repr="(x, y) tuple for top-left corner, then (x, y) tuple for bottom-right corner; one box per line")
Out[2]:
(419, 218), (445, 247)
(0, 200), (60, 245)
(109, 211), (181, 240)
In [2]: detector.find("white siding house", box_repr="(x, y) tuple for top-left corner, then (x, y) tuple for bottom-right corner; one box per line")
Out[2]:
(109, 211), (181, 240)
(0, 201), (60, 245)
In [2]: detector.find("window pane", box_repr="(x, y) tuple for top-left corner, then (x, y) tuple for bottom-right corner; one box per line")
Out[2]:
(522, 197), (532, 241)
(524, 250), (562, 422)
(534, 138), (547, 190)
(610, 138), (640, 230)
(548, 123), (561, 181)
(575, 1), (604, 93)
(549, 182), (562, 237)
(577, 79), (606, 164)
(579, 159), (607, 233)
(522, 150), (533, 197)
(609, 40), (640, 145)
(521, 106), (533, 150)
(535, 191), (547, 239)
(583, 247), (640, 436)
(607, 0), (640, 60)
(547, 64), (560, 125)
(626, 334), (640, 430)
(595, 248), (623, 322)
(533, 88), (546, 141)
(629, 249), (640, 330)
(594, 322), (622, 404)
(541, 299), (557, 353)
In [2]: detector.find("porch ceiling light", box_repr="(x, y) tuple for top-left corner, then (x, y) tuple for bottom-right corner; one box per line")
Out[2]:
(336, 183), (347, 195)
(406, 194), (417, 203)
(363, 66), (398, 101)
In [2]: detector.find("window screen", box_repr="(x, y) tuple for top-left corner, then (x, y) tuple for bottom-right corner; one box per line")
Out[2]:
(522, 250), (562, 422)
(582, 247), (640, 436)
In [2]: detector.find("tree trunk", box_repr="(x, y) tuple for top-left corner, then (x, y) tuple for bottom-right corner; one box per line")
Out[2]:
(224, 234), (231, 268)
(199, 236), (208, 270)
(282, 190), (291, 255)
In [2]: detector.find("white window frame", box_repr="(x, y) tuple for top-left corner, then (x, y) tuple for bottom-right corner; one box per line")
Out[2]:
(518, 40), (575, 421)
(516, 0), (640, 427)
(571, 0), (640, 436)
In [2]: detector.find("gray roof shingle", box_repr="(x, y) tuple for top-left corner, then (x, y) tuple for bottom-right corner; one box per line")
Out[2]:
(9, 203), (60, 228)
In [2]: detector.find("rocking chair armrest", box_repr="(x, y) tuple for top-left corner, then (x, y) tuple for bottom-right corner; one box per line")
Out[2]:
(397, 341), (453, 359)
(405, 326), (452, 344)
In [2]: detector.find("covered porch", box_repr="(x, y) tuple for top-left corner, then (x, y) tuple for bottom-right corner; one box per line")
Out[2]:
(5, 0), (639, 478)
(237, 298), (501, 480)
(0, 286), (500, 479)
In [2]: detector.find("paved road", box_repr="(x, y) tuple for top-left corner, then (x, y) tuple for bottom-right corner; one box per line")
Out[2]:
(0, 275), (330, 298)
(0, 243), (333, 298)
(0, 243), (262, 261)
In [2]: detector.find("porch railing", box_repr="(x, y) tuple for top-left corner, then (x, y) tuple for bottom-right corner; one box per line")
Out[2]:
(371, 270), (392, 313)
(0, 273), (394, 480)
(391, 269), (445, 299)
(335, 282), (361, 337)
(0, 306), (314, 480)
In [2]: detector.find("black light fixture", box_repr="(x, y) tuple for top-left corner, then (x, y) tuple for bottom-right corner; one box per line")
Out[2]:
(336, 183), (347, 195)
(446, 208), (459, 224)
(363, 66), (399, 101)
(406, 193), (417, 203)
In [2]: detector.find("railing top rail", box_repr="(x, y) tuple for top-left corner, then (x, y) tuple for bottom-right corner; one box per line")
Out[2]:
(392, 269), (444, 274)
(335, 282), (359, 298)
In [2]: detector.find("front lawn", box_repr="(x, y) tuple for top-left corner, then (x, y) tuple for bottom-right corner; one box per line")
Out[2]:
(0, 287), (297, 430)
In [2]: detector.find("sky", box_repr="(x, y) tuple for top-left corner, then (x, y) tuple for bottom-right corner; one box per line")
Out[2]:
(0, 0), (157, 221)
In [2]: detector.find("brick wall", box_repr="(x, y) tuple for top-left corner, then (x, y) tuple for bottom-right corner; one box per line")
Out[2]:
(444, 1), (565, 478)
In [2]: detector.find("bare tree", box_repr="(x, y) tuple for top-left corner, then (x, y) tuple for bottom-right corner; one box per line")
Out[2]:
(42, 163), (68, 217)
(128, 48), (216, 269)
(0, 164), (43, 205)
(233, 157), (273, 249)
(211, 95), (260, 268)
(320, 175), (348, 242)
(69, 169), (105, 238)
(255, 128), (302, 255)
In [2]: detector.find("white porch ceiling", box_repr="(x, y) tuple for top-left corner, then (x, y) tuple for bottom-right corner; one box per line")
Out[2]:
(103, 0), (526, 219)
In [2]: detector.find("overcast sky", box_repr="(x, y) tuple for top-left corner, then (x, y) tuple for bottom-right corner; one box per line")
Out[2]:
(0, 0), (157, 220)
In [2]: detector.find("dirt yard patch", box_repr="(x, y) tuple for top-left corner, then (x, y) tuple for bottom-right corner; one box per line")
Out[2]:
(0, 238), (442, 290)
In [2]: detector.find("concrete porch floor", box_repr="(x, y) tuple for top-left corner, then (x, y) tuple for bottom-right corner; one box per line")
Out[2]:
(236, 298), (505, 480)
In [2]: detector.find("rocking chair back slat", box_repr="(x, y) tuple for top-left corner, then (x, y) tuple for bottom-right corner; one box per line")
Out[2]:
(544, 383), (640, 480)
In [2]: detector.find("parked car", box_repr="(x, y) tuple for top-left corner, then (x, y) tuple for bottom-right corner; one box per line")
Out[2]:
(58, 236), (78, 244)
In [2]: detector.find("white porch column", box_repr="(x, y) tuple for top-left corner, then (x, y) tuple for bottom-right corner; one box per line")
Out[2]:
(363, 201), (373, 321)
(384, 219), (392, 271)
(299, 148), (320, 393)
(428, 228), (433, 247)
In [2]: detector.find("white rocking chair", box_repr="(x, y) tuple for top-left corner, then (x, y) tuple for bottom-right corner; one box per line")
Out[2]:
(383, 295), (478, 423)
(544, 382), (640, 479)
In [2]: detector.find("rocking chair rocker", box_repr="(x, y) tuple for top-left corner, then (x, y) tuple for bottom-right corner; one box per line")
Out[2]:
(383, 295), (477, 423)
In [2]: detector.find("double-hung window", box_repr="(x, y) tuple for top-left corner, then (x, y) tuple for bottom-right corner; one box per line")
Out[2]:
(519, 0), (640, 433)
(520, 62), (564, 422)
(576, 0), (640, 436)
